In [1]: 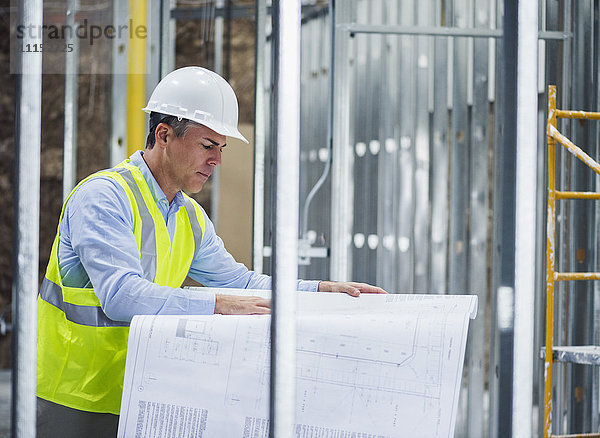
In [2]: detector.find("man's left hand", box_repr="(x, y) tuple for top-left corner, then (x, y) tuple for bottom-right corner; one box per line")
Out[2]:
(317, 281), (388, 297)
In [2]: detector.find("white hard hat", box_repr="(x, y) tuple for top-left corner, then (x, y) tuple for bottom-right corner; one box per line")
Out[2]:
(142, 66), (248, 144)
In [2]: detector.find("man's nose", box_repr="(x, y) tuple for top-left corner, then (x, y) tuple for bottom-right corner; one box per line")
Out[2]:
(208, 148), (222, 166)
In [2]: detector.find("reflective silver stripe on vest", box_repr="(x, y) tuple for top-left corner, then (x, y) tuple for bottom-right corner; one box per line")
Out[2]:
(182, 197), (203, 257)
(39, 277), (129, 328)
(113, 167), (157, 281)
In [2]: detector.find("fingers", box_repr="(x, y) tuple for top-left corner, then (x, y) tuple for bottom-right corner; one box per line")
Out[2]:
(215, 280), (387, 315)
(215, 295), (272, 315)
(318, 281), (358, 296)
(353, 283), (388, 294)
(251, 298), (271, 314)
(341, 285), (361, 297)
(318, 281), (388, 296)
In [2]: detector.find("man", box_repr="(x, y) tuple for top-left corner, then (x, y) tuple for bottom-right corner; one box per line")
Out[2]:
(37, 66), (386, 437)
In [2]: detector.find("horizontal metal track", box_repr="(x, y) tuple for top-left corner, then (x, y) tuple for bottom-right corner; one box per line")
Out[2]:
(556, 109), (600, 120)
(555, 272), (600, 281)
(540, 346), (600, 365)
(551, 433), (600, 438)
(556, 191), (600, 200)
(343, 24), (570, 40)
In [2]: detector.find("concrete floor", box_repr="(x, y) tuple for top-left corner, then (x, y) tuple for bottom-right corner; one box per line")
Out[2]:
(0, 370), (10, 437)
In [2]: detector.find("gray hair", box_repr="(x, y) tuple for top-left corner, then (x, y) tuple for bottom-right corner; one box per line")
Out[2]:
(145, 114), (202, 149)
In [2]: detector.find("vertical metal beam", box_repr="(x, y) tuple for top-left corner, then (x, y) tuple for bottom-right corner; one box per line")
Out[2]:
(377, 0), (399, 291)
(494, 1), (519, 436)
(537, 5), (557, 438)
(488, 4), (503, 436)
(533, 67), (546, 438)
(554, 2), (572, 432)
(299, 15), (311, 248)
(127, 0), (147, 155)
(159, 0), (176, 78)
(316, 13), (333, 281)
(12, 0), (42, 436)
(395, 0), (415, 291)
(212, 0), (225, 230)
(330, 0), (353, 280)
(448, 0), (469, 303)
(214, 0), (224, 74)
(568, 1), (594, 431)
(430, 0), (449, 295)
(110, 0), (129, 166)
(467, 0), (491, 434)
(488, 0), (497, 102)
(446, 4), (471, 425)
(253, 0), (267, 273)
(537, 0), (546, 94)
(224, 0), (233, 80)
(544, 86), (557, 438)
(364, 1), (379, 287)
(146, 0), (161, 98)
(63, 0), (79, 200)
(534, 4), (548, 433)
(512, 1), (538, 437)
(412, 0), (431, 292)
(449, 3), (470, 434)
(594, 4), (600, 432)
(365, 0), (381, 288)
(351, 0), (369, 285)
(270, 1), (300, 436)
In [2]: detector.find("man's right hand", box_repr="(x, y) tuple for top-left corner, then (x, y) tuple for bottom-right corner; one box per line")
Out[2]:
(214, 294), (271, 315)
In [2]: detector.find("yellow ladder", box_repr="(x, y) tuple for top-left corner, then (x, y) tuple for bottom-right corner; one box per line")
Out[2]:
(545, 85), (600, 438)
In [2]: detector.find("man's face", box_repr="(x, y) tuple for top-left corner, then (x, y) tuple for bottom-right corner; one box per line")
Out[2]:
(164, 124), (226, 194)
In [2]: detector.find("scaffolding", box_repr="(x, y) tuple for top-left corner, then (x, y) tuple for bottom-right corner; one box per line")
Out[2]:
(545, 85), (600, 438)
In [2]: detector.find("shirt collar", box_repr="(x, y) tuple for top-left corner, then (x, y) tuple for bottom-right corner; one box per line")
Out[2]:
(129, 150), (185, 207)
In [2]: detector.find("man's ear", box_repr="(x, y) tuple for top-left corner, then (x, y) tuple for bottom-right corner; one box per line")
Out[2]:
(154, 123), (171, 147)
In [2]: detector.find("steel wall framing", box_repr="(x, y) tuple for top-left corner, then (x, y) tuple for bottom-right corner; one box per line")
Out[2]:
(254, 0), (599, 436)
(550, 1), (600, 435)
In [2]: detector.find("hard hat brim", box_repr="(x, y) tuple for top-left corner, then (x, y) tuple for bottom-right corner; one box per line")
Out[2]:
(142, 106), (249, 144)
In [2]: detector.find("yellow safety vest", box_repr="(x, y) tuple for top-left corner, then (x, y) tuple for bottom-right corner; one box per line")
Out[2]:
(37, 159), (206, 414)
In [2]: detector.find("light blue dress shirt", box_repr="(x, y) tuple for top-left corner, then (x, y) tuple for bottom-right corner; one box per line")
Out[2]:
(57, 151), (318, 322)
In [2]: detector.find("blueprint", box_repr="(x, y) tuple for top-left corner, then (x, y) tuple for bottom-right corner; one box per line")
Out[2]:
(117, 292), (477, 438)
